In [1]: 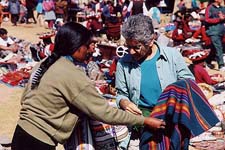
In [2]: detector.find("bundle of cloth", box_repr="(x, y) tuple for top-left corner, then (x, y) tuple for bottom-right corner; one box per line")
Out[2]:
(140, 79), (219, 150)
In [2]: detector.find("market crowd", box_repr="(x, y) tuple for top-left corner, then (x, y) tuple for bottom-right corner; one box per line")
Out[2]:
(0, 0), (224, 150)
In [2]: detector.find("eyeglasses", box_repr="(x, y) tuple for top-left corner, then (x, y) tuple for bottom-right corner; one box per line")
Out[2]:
(124, 43), (143, 52)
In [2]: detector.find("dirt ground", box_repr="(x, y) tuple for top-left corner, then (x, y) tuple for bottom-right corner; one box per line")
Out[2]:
(0, 21), (65, 149)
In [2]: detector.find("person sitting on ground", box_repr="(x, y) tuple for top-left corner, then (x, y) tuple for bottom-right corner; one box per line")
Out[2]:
(188, 50), (221, 85)
(86, 15), (103, 37)
(172, 20), (187, 46)
(0, 28), (18, 53)
(11, 22), (165, 150)
(30, 31), (55, 61)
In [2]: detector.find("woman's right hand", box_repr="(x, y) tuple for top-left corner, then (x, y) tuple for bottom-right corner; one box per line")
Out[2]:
(144, 117), (166, 130)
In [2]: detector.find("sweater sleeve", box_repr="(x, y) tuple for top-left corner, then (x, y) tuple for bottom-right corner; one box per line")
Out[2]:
(70, 84), (145, 126)
(205, 4), (221, 24)
(195, 65), (218, 85)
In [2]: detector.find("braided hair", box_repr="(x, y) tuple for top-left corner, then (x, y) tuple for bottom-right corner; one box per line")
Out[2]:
(31, 22), (92, 89)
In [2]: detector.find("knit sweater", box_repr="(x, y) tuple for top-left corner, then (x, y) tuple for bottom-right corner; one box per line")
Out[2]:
(18, 57), (144, 146)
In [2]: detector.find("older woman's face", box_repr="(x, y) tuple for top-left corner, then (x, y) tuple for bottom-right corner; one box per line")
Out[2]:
(125, 39), (150, 61)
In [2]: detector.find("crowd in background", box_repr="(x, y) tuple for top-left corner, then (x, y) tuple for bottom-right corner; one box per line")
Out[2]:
(0, 0), (224, 87)
(0, 0), (225, 150)
(0, 0), (224, 88)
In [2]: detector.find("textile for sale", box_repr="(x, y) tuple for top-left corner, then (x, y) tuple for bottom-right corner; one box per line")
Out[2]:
(140, 79), (219, 150)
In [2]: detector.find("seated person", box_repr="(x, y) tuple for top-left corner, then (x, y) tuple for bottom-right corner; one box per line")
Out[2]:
(172, 20), (192, 46)
(86, 15), (103, 37)
(192, 21), (225, 68)
(105, 14), (121, 41)
(192, 22), (211, 48)
(183, 13), (194, 33)
(0, 28), (18, 53)
(188, 50), (222, 85)
(30, 31), (55, 61)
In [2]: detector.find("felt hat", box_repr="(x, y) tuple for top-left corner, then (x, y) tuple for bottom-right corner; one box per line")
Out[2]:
(187, 49), (210, 62)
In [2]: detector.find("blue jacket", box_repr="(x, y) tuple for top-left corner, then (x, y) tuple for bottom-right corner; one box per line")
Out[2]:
(205, 3), (225, 36)
(115, 42), (194, 107)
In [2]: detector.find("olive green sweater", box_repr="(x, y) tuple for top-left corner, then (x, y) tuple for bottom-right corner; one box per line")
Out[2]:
(18, 57), (144, 146)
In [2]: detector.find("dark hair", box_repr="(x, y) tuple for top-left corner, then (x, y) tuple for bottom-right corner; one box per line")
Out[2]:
(31, 22), (92, 89)
(0, 28), (8, 35)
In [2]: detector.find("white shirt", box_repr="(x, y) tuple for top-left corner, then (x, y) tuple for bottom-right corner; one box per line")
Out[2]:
(0, 37), (14, 47)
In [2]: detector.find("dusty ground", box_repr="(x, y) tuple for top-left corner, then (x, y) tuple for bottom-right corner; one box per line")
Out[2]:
(0, 21), (49, 136)
(0, 21), (65, 149)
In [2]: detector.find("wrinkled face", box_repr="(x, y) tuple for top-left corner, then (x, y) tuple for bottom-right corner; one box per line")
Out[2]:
(125, 39), (150, 61)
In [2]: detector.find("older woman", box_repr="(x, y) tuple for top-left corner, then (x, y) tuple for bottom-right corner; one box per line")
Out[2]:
(11, 22), (165, 150)
(115, 14), (194, 149)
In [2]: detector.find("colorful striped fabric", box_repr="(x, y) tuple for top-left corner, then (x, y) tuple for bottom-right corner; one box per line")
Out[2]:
(64, 117), (95, 150)
(64, 98), (129, 150)
(140, 79), (219, 150)
(89, 119), (118, 150)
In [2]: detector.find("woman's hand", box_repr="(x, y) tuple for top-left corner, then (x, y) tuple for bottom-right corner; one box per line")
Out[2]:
(119, 99), (142, 115)
(144, 117), (166, 130)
